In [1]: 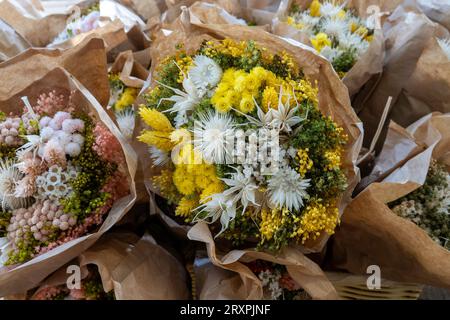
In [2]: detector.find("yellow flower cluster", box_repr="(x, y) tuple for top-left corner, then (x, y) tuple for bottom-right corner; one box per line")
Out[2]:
(175, 55), (193, 83)
(291, 200), (339, 243)
(203, 39), (247, 58)
(297, 148), (313, 177)
(138, 108), (175, 151)
(212, 66), (318, 114)
(324, 149), (342, 171)
(115, 87), (138, 111)
(152, 169), (180, 203)
(175, 195), (199, 219)
(311, 32), (331, 53)
(211, 67), (275, 113)
(259, 207), (289, 242)
(171, 143), (224, 213)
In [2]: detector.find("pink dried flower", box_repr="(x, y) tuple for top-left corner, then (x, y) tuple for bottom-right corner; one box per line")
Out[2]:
(42, 139), (66, 167)
(34, 91), (65, 116)
(92, 123), (125, 165)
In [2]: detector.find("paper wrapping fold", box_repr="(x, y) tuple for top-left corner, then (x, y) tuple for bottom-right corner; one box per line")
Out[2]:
(7, 231), (190, 300)
(0, 37), (110, 107)
(272, 0), (386, 97)
(148, 0), (280, 33)
(142, 11), (363, 254)
(190, 223), (338, 300)
(329, 113), (450, 288)
(109, 49), (149, 89)
(353, 0), (449, 150)
(0, 67), (137, 297)
(0, 0), (73, 47)
(0, 19), (30, 62)
(111, 233), (190, 299)
(417, 0), (450, 31)
(390, 37), (450, 128)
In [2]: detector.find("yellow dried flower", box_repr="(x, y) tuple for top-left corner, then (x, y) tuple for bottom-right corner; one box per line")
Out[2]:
(297, 148), (313, 177)
(139, 107), (174, 132)
(175, 195), (199, 218)
(115, 87), (137, 111)
(138, 131), (173, 151)
(291, 200), (339, 243)
(310, 33), (331, 52)
(309, 0), (321, 17)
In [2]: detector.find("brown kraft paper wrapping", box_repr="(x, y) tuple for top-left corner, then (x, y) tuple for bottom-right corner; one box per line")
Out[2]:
(352, 0), (449, 150)
(0, 19), (31, 62)
(329, 112), (450, 289)
(189, 222), (338, 300)
(0, 67), (137, 296)
(8, 231), (189, 300)
(0, 37), (110, 108)
(143, 9), (363, 250)
(272, 0), (386, 97)
(0, 0), (75, 47)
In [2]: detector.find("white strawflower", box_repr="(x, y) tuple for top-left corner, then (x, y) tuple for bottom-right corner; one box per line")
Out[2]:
(437, 38), (450, 60)
(115, 108), (136, 140)
(267, 166), (310, 211)
(0, 159), (28, 210)
(193, 110), (235, 164)
(188, 55), (223, 95)
(149, 146), (170, 167)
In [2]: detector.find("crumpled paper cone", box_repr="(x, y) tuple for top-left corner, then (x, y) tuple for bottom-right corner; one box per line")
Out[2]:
(6, 231), (190, 300)
(109, 49), (149, 89)
(0, 19), (30, 62)
(189, 223), (339, 300)
(329, 112), (450, 289)
(353, 0), (449, 150)
(0, 37), (110, 107)
(0, 67), (137, 297)
(417, 0), (450, 31)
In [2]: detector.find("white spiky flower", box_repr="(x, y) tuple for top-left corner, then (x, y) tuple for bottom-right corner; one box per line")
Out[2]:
(193, 110), (235, 164)
(338, 32), (368, 57)
(115, 108), (135, 140)
(321, 17), (349, 38)
(320, 1), (346, 17)
(270, 90), (304, 133)
(157, 77), (202, 128)
(0, 159), (28, 210)
(222, 167), (259, 212)
(188, 55), (223, 95)
(149, 146), (170, 167)
(437, 38), (450, 60)
(267, 166), (310, 211)
(195, 192), (236, 237)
